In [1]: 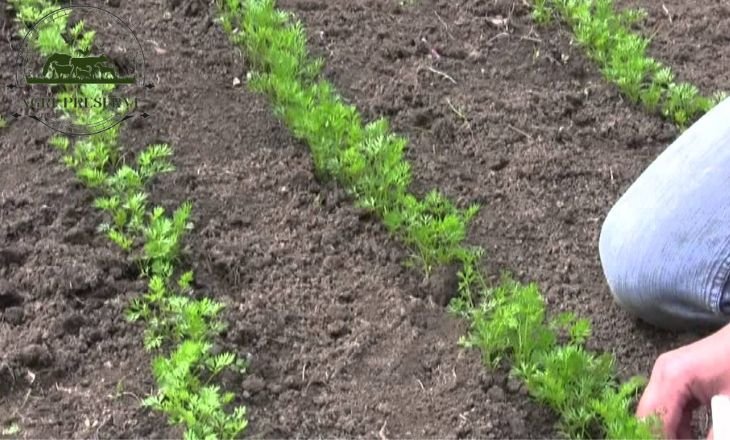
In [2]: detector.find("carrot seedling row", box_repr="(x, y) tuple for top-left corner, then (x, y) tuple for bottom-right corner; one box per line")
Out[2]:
(9, 1), (247, 438)
(218, 0), (658, 437)
(532, 0), (726, 128)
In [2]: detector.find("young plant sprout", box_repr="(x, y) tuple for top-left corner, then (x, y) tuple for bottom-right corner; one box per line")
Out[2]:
(10, 0), (247, 437)
(220, 0), (658, 437)
(534, 0), (724, 128)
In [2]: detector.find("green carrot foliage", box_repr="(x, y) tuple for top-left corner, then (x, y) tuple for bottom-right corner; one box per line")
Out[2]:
(220, 0), (658, 438)
(532, 0), (725, 127)
(9, 0), (247, 437)
(220, 0), (480, 275)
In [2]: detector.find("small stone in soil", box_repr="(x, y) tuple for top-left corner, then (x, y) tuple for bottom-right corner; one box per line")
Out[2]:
(284, 374), (302, 389)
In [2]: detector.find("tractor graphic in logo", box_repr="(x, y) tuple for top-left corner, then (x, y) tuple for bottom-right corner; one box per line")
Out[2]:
(26, 52), (135, 84)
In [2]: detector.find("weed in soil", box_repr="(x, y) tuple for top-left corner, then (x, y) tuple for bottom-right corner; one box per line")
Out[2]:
(219, 0), (659, 438)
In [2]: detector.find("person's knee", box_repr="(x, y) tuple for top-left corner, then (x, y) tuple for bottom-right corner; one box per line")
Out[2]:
(598, 97), (730, 330)
(599, 198), (642, 313)
(598, 194), (670, 325)
(599, 195), (730, 330)
(599, 209), (672, 328)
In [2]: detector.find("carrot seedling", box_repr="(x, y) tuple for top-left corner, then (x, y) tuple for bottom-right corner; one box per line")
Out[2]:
(221, 1), (657, 438)
(10, 0), (248, 437)
(532, 0), (724, 128)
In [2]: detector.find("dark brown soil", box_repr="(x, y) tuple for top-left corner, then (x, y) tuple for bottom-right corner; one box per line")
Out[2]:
(276, 0), (706, 372)
(617, 0), (730, 95)
(0, 0), (721, 438)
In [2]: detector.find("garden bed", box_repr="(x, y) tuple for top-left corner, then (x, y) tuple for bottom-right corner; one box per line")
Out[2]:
(616, 0), (730, 94)
(0, 0), (721, 437)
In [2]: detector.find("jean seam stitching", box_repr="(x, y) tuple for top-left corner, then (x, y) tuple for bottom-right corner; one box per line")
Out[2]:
(709, 239), (730, 314)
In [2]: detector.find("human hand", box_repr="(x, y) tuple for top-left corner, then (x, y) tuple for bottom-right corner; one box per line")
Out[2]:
(637, 324), (730, 439)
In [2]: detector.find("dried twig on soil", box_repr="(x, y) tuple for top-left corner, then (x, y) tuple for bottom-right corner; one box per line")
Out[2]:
(507, 124), (532, 140)
(427, 66), (457, 84)
(661, 4), (673, 23)
(378, 421), (389, 440)
(486, 31), (510, 45)
(434, 11), (455, 40)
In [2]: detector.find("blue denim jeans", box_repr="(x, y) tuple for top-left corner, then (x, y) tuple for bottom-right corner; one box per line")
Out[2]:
(599, 98), (730, 331)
